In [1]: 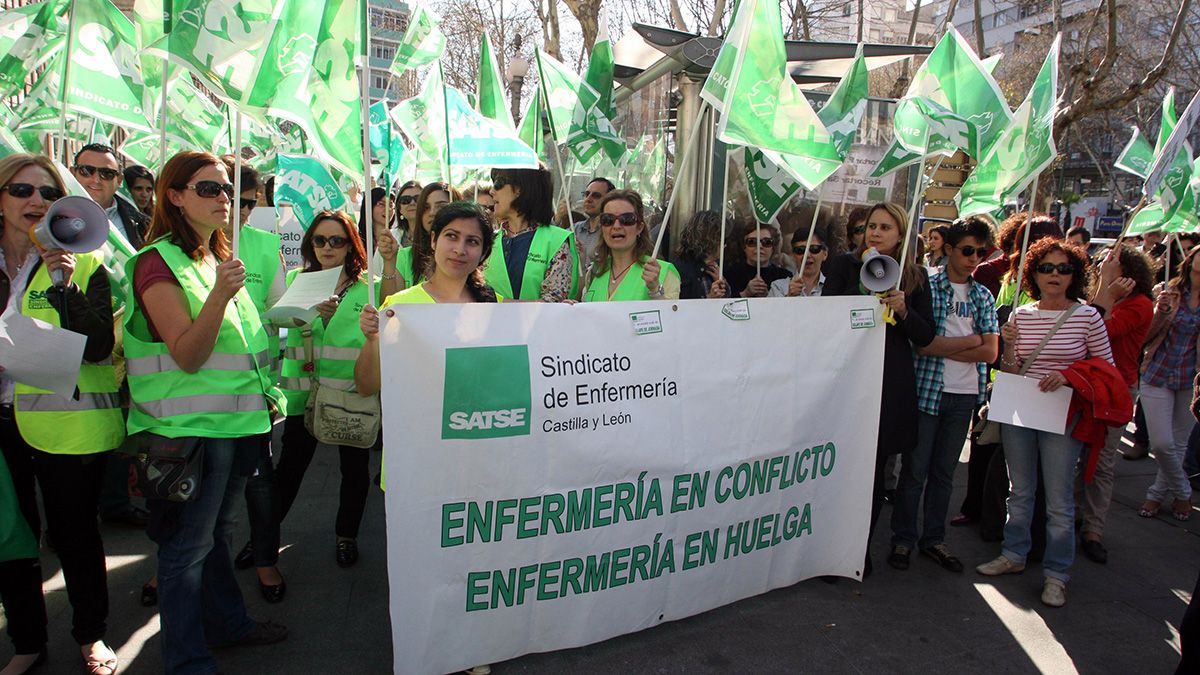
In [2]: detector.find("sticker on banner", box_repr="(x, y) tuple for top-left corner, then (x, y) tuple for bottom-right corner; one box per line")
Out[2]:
(722, 299), (751, 321)
(629, 311), (662, 335)
(442, 345), (532, 440)
(850, 308), (875, 329)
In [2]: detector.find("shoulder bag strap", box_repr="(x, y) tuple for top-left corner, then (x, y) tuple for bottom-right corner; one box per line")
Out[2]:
(1017, 303), (1081, 376)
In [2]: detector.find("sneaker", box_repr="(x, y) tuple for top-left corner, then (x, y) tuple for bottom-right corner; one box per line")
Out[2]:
(887, 545), (911, 570)
(1080, 538), (1108, 564)
(921, 543), (964, 573)
(1041, 578), (1067, 607)
(976, 555), (1025, 576)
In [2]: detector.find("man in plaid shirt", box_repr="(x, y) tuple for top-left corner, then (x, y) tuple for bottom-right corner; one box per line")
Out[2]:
(889, 217), (1000, 573)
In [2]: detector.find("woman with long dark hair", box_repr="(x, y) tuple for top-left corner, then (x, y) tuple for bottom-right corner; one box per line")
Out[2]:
(485, 166), (579, 302)
(581, 190), (680, 301)
(672, 210), (723, 300)
(272, 211), (377, 569)
(398, 182), (462, 291)
(823, 202), (935, 576)
(125, 151), (287, 674)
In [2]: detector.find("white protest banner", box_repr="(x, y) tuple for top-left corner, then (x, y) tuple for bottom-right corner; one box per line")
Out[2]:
(379, 297), (885, 674)
(246, 203), (304, 269)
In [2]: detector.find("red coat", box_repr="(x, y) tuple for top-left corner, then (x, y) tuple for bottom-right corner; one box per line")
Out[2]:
(1063, 358), (1134, 482)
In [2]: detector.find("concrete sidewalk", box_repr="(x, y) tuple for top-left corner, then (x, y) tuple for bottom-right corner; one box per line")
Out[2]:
(7, 435), (1197, 674)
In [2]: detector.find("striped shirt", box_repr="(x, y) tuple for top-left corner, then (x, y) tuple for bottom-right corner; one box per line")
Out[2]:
(1010, 303), (1113, 378)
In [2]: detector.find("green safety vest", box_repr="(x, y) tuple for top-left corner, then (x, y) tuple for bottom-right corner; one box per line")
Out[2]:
(123, 239), (281, 438)
(278, 270), (371, 416)
(584, 259), (679, 302)
(14, 252), (124, 454)
(395, 246), (422, 287)
(483, 225), (579, 300)
(238, 226), (282, 372)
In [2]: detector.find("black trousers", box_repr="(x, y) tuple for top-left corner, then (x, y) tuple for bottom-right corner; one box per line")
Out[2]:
(0, 417), (109, 645)
(275, 415), (370, 539)
(0, 558), (46, 654)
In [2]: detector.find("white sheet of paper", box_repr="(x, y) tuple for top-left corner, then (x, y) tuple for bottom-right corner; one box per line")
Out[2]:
(0, 310), (87, 395)
(265, 266), (342, 324)
(989, 371), (1073, 435)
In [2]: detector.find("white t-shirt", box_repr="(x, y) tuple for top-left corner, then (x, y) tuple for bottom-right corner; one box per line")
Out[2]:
(942, 281), (978, 394)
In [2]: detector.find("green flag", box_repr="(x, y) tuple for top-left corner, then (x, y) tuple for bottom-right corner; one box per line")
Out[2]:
(369, 100), (406, 185)
(1126, 202), (1165, 236)
(870, 140), (930, 178)
(64, 0), (153, 131)
(388, 3), (444, 74)
(744, 148), (802, 222)
(0, 0), (64, 99)
(0, 125), (26, 159)
(958, 35), (1059, 217)
(241, 0), (363, 179)
(1164, 158), (1200, 234)
(536, 49), (624, 166)
(476, 33), (513, 129)
(517, 88), (545, 157)
(699, 0), (836, 174)
(1114, 126), (1154, 179)
(584, 22), (616, 120)
(166, 0), (277, 104)
(275, 153), (347, 230)
(902, 27), (1012, 155)
(445, 86), (537, 169)
(893, 96), (979, 158)
(1150, 88), (1195, 222)
(390, 66), (448, 174)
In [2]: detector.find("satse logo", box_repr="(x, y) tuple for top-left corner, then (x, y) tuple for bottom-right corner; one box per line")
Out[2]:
(442, 345), (532, 440)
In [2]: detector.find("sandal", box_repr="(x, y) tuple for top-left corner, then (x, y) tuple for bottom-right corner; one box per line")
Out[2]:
(1139, 500), (1161, 518)
(85, 656), (118, 675)
(1173, 499), (1192, 521)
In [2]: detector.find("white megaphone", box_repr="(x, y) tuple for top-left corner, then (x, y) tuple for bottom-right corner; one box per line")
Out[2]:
(29, 195), (111, 287)
(859, 247), (901, 293)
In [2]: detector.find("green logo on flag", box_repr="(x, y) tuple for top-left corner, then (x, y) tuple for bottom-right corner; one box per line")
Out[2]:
(442, 345), (532, 440)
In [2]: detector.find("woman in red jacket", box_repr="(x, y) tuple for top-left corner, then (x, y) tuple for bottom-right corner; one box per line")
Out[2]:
(1075, 244), (1155, 563)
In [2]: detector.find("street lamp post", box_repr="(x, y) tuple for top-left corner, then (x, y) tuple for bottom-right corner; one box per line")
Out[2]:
(506, 55), (529, 125)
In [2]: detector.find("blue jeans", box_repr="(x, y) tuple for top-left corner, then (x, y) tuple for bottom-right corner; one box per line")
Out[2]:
(1000, 421), (1081, 582)
(244, 433), (280, 567)
(892, 393), (976, 549)
(154, 438), (256, 675)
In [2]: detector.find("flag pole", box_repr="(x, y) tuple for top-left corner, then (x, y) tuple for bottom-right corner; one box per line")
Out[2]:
(157, 59), (169, 176)
(440, 63), (451, 185)
(651, 99), (710, 261)
(58, 0), (78, 162)
(359, 78), (376, 307)
(231, 109), (243, 261)
(798, 186), (824, 289)
(1010, 174), (1041, 312)
(895, 154), (944, 290)
(535, 64), (571, 220)
(717, 149), (730, 279)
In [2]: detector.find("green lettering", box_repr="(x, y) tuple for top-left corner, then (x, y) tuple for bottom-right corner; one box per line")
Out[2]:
(517, 497), (540, 539)
(441, 502), (465, 547)
(541, 493), (565, 535)
(561, 557), (584, 596)
(537, 561), (561, 601)
(466, 500), (492, 544)
(466, 571), (489, 611)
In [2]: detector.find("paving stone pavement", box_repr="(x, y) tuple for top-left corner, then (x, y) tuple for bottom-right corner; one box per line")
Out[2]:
(4, 431), (1196, 674)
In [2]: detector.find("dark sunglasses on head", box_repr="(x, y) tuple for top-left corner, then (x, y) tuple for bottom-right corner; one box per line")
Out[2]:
(185, 181), (235, 199)
(792, 244), (825, 255)
(240, 199), (257, 211)
(396, 194), (417, 205)
(73, 164), (121, 181)
(745, 237), (775, 247)
(1036, 262), (1075, 275)
(581, 190), (605, 200)
(312, 234), (349, 249)
(599, 212), (639, 227)
(955, 245), (985, 258)
(1, 183), (63, 201)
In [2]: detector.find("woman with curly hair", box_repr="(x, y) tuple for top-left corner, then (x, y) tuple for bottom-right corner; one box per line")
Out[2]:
(671, 210), (723, 299)
(1075, 244), (1155, 563)
(979, 239), (1112, 608)
(1139, 244), (1200, 523)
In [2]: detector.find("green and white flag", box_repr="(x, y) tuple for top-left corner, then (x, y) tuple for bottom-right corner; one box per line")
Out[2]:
(1149, 88), (1195, 222)
(167, 0), (277, 105)
(744, 148), (802, 222)
(958, 35), (1059, 217)
(869, 140), (929, 177)
(476, 32), (513, 129)
(517, 88), (545, 157)
(241, 0), (363, 179)
(0, 0), (64, 99)
(0, 126), (26, 159)
(537, 49), (624, 166)
(900, 27), (1012, 156)
(1164, 158), (1200, 234)
(390, 66), (448, 174)
(584, 22), (616, 121)
(893, 95), (978, 158)
(1126, 201), (1165, 236)
(275, 153), (346, 230)
(389, 3), (444, 74)
(445, 86), (537, 169)
(1114, 126), (1154, 179)
(369, 100), (406, 185)
(64, 0), (153, 131)
(119, 130), (187, 170)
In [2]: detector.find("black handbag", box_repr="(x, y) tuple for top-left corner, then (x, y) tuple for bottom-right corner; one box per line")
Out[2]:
(127, 433), (205, 502)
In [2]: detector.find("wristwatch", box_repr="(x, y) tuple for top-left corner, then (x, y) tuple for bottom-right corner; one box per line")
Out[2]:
(650, 283), (665, 299)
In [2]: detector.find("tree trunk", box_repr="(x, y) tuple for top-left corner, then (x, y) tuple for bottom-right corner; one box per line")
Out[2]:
(669, 0), (689, 32)
(562, 0), (601, 56)
(857, 0), (865, 42)
(972, 0), (984, 54)
(707, 0), (728, 36)
(939, 0), (960, 36)
(540, 0), (561, 60)
(907, 0), (923, 44)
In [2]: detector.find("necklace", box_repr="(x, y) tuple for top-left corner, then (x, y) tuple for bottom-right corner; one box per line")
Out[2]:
(609, 261), (635, 286)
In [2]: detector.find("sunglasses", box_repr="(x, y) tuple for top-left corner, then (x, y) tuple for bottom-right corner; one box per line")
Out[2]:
(745, 237), (775, 247)
(492, 177), (511, 191)
(185, 181), (235, 199)
(792, 244), (825, 255)
(599, 212), (639, 227)
(240, 198), (257, 211)
(1, 183), (63, 201)
(73, 164), (120, 181)
(1035, 262), (1076, 275)
(396, 194), (417, 205)
(955, 245), (985, 258)
(312, 234), (349, 249)
(581, 190), (605, 200)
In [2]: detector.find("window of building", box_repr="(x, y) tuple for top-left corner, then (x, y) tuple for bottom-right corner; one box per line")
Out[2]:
(842, 2), (852, 17)
(372, 74), (389, 91)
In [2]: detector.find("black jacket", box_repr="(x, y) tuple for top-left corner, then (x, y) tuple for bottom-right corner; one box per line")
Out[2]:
(115, 195), (150, 249)
(0, 260), (114, 363)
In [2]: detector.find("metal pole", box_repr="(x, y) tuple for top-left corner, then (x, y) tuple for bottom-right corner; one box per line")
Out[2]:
(58, 0), (78, 162)
(651, 99), (709, 261)
(1011, 175), (1042, 312)
(359, 65), (377, 307)
(896, 154), (945, 290)
(798, 188), (824, 291)
(231, 110), (243, 260)
(157, 58), (169, 176)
